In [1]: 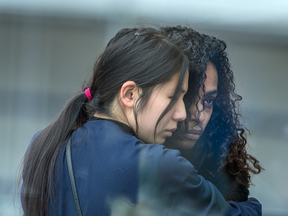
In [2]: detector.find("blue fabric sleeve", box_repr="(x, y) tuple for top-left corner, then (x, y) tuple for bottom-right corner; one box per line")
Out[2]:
(139, 144), (262, 216)
(225, 201), (261, 216)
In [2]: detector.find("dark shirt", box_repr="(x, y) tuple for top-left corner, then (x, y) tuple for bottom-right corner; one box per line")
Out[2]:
(24, 118), (261, 215)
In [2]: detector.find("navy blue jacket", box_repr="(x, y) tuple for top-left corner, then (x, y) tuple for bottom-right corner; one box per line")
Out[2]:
(25, 118), (261, 215)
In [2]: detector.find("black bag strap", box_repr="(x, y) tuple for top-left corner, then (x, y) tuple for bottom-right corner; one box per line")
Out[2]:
(66, 137), (83, 216)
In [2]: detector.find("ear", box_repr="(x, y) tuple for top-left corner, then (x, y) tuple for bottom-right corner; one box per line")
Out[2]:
(120, 81), (140, 108)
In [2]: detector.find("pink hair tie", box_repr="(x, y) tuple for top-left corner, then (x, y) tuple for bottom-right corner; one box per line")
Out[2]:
(85, 88), (92, 101)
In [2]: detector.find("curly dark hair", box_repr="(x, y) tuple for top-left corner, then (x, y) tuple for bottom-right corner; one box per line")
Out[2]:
(161, 26), (263, 198)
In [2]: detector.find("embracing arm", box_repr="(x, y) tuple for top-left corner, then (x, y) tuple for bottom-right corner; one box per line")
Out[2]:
(169, 169), (261, 216)
(198, 166), (250, 202)
(139, 145), (261, 216)
(226, 200), (261, 216)
(183, 144), (255, 203)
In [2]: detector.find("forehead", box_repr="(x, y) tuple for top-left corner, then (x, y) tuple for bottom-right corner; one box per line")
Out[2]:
(204, 62), (218, 91)
(160, 69), (188, 91)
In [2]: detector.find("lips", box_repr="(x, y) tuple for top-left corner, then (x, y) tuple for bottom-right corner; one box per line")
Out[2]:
(183, 129), (203, 140)
(165, 128), (176, 137)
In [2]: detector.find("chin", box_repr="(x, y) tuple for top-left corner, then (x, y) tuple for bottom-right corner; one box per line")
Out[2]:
(156, 140), (165, 145)
(176, 140), (196, 150)
(154, 137), (165, 145)
(165, 139), (196, 150)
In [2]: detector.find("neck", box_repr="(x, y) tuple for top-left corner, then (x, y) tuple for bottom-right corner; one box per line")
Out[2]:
(93, 97), (136, 133)
(94, 112), (130, 128)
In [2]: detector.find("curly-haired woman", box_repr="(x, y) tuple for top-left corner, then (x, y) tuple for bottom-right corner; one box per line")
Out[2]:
(162, 26), (263, 202)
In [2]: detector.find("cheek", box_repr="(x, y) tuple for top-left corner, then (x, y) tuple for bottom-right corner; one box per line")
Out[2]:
(155, 116), (167, 132)
(141, 110), (162, 133)
(156, 107), (175, 129)
(208, 108), (214, 121)
(137, 119), (155, 143)
(204, 110), (213, 128)
(140, 115), (155, 131)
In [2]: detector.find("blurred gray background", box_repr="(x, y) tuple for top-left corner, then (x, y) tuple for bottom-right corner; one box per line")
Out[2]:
(0, 0), (288, 215)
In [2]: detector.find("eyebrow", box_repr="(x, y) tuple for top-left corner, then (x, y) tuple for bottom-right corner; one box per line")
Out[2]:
(204, 89), (218, 97)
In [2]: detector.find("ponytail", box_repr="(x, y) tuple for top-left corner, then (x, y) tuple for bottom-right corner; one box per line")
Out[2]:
(22, 92), (89, 216)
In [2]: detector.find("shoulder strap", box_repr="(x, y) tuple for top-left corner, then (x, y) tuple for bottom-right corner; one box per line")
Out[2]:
(66, 137), (83, 216)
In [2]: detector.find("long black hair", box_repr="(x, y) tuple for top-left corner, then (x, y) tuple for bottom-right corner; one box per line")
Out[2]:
(20, 26), (189, 216)
(161, 26), (263, 193)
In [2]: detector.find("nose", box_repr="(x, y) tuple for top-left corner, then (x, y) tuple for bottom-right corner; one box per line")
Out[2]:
(172, 98), (187, 122)
(197, 110), (205, 123)
(191, 103), (205, 123)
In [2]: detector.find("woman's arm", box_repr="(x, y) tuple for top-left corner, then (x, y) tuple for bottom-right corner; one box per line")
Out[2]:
(198, 164), (249, 202)
(139, 145), (261, 216)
